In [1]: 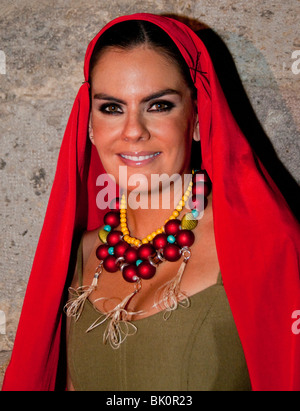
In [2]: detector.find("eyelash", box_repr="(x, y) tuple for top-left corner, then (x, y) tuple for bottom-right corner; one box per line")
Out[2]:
(99, 101), (175, 115)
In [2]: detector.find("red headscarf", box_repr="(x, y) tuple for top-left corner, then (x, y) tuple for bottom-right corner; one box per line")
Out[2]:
(3, 13), (300, 391)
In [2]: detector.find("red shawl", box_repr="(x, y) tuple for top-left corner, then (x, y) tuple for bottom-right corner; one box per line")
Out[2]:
(3, 13), (300, 391)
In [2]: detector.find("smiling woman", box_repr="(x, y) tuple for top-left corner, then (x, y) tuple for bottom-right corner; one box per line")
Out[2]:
(2, 14), (300, 392)
(89, 46), (198, 191)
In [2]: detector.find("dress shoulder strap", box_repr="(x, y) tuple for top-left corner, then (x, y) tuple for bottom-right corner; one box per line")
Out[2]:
(217, 271), (223, 285)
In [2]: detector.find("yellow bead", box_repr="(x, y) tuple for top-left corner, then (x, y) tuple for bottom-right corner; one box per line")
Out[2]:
(172, 210), (179, 218)
(147, 234), (153, 242)
(179, 200), (185, 207)
(120, 217), (127, 223)
(176, 205), (182, 212)
(122, 230), (129, 236)
(134, 239), (141, 247)
(123, 235), (130, 242)
(142, 238), (149, 244)
(156, 228), (163, 234)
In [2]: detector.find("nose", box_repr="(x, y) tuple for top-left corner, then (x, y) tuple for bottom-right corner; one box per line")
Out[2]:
(121, 112), (150, 142)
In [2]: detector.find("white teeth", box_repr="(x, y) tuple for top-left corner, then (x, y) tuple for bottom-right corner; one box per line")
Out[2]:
(121, 152), (160, 161)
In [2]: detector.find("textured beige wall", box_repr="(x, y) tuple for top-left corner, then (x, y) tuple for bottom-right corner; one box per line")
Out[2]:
(0, 0), (299, 388)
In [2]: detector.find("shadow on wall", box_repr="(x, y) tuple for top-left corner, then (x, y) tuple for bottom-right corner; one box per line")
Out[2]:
(163, 14), (300, 222)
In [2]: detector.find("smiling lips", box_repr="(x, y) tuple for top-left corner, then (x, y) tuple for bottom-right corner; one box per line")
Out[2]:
(118, 151), (161, 166)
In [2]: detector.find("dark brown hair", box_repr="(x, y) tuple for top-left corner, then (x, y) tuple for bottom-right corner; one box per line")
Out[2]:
(89, 20), (197, 99)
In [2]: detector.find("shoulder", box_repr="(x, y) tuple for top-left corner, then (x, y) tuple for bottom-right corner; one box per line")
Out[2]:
(81, 228), (101, 268)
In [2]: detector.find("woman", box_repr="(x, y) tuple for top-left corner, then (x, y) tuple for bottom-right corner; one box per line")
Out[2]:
(2, 13), (300, 391)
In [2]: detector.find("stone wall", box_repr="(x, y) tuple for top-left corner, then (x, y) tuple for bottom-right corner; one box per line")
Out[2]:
(0, 0), (299, 389)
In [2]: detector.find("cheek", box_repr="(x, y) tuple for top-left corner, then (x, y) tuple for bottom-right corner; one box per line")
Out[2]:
(157, 114), (194, 154)
(92, 117), (116, 144)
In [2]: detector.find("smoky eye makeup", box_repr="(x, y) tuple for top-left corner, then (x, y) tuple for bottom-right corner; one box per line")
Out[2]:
(97, 100), (176, 115)
(98, 103), (123, 115)
(147, 100), (176, 112)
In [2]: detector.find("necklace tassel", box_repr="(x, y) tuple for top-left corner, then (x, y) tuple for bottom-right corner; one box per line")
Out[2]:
(86, 281), (144, 350)
(154, 248), (191, 320)
(64, 263), (103, 321)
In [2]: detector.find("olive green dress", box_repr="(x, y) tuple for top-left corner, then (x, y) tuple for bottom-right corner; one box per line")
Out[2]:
(67, 242), (252, 391)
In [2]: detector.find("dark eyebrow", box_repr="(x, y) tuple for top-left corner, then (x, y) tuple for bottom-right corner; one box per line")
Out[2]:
(93, 89), (181, 104)
(141, 89), (182, 103)
(93, 94), (126, 104)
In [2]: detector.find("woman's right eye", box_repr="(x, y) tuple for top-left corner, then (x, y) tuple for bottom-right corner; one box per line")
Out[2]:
(100, 104), (123, 115)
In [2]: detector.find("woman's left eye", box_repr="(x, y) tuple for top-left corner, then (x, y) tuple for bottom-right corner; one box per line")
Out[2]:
(148, 101), (174, 112)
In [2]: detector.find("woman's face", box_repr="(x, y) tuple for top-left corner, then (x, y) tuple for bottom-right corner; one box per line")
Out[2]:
(90, 46), (199, 193)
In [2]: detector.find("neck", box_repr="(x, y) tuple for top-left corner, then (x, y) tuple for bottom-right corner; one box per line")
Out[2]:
(123, 173), (193, 240)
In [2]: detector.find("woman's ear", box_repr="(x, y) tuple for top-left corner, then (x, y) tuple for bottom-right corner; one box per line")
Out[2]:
(89, 114), (95, 145)
(193, 115), (200, 142)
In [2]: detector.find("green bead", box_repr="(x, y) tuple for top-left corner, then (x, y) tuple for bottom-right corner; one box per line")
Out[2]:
(181, 213), (198, 230)
(98, 228), (109, 244)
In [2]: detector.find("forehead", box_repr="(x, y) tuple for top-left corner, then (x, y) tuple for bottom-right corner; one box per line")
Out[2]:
(91, 46), (186, 96)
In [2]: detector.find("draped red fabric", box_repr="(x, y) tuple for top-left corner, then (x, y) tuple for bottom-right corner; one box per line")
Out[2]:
(2, 13), (300, 391)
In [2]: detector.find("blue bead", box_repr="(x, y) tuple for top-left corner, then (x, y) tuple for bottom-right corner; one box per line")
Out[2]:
(167, 235), (176, 244)
(136, 259), (143, 266)
(108, 247), (114, 255)
(104, 225), (112, 232)
(192, 209), (199, 218)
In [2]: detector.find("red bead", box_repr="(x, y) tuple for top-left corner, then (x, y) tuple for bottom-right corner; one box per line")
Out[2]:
(138, 244), (156, 260)
(164, 219), (181, 236)
(176, 230), (195, 248)
(163, 244), (181, 262)
(153, 233), (168, 250)
(137, 261), (156, 280)
(107, 230), (123, 246)
(114, 241), (130, 258)
(103, 255), (119, 273)
(96, 244), (110, 260)
(122, 264), (140, 283)
(104, 211), (120, 228)
(188, 195), (208, 212)
(192, 182), (211, 197)
(109, 197), (121, 211)
(124, 247), (139, 264)
(192, 170), (210, 183)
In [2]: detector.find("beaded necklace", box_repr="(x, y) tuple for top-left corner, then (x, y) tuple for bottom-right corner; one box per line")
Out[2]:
(65, 169), (211, 349)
